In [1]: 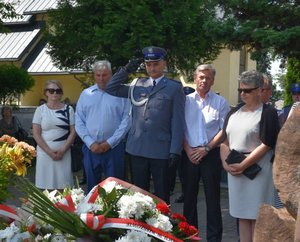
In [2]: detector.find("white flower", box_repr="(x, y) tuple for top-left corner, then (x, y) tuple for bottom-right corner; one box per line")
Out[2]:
(76, 200), (103, 215)
(43, 233), (52, 240)
(102, 181), (118, 193)
(35, 234), (44, 241)
(12, 231), (32, 242)
(115, 230), (152, 242)
(49, 234), (67, 242)
(0, 223), (20, 240)
(117, 192), (156, 220)
(102, 181), (123, 193)
(146, 214), (173, 232)
(69, 188), (85, 205)
(43, 190), (62, 203)
(0, 222), (32, 242)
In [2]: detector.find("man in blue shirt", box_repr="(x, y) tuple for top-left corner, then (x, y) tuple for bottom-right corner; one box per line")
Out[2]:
(75, 60), (131, 192)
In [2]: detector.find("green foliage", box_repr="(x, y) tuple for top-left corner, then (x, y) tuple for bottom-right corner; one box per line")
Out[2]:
(0, 64), (35, 104)
(283, 58), (300, 106)
(204, 1), (300, 61)
(45, 0), (221, 78)
(0, 1), (18, 33)
(17, 177), (93, 238)
(0, 171), (13, 204)
(256, 50), (272, 75)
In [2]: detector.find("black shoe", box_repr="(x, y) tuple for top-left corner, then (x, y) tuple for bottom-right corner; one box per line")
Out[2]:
(79, 179), (86, 185)
(175, 194), (184, 203)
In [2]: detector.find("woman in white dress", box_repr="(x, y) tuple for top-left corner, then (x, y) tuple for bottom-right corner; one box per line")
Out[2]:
(32, 80), (76, 190)
(220, 70), (280, 242)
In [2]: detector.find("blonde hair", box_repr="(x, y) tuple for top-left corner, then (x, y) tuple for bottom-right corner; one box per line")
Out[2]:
(43, 80), (64, 95)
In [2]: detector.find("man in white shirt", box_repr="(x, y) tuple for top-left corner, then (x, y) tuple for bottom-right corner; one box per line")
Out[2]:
(183, 64), (230, 242)
(75, 60), (131, 192)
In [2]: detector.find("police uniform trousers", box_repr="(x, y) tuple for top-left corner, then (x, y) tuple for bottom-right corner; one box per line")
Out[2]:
(183, 147), (223, 242)
(130, 155), (170, 204)
(82, 142), (125, 192)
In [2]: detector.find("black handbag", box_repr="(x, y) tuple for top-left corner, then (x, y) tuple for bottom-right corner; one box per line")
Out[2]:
(70, 141), (83, 172)
(225, 149), (261, 180)
(16, 127), (29, 141)
(14, 117), (29, 141)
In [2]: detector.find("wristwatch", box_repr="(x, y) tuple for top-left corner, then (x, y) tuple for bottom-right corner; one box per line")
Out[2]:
(204, 146), (211, 152)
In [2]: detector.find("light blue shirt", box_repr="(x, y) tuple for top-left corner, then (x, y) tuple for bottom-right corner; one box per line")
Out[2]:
(149, 75), (164, 85)
(185, 90), (230, 147)
(75, 84), (131, 149)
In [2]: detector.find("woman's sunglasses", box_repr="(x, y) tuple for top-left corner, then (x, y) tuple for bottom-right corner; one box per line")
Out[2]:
(238, 87), (259, 94)
(46, 88), (63, 94)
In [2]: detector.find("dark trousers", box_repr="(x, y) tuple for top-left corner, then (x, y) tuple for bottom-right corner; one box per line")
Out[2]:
(183, 147), (223, 242)
(177, 150), (186, 194)
(82, 142), (125, 192)
(169, 151), (185, 194)
(130, 155), (170, 204)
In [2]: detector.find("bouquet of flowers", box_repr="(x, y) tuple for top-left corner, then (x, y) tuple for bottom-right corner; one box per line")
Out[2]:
(0, 135), (36, 203)
(0, 177), (201, 241)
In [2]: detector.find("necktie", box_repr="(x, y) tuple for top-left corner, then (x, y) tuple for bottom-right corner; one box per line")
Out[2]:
(152, 80), (156, 90)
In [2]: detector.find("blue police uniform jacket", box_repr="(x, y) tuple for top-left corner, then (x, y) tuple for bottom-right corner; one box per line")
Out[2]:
(105, 68), (185, 159)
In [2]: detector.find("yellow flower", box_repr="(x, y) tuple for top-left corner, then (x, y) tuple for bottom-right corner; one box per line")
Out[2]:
(0, 135), (36, 177)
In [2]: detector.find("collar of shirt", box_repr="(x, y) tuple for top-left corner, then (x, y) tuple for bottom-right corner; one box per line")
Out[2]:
(194, 89), (212, 101)
(91, 84), (106, 93)
(149, 75), (164, 85)
(190, 90), (213, 109)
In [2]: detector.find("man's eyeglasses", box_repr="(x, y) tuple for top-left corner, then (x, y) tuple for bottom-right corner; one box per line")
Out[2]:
(46, 88), (63, 94)
(238, 87), (259, 94)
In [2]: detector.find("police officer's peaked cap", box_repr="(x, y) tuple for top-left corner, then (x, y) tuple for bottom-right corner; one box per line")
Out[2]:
(142, 46), (167, 62)
(291, 83), (300, 93)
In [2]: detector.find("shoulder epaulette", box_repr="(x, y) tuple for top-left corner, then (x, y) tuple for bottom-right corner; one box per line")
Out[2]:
(169, 79), (181, 84)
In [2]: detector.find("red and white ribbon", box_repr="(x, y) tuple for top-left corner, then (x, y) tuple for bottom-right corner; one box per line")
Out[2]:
(0, 204), (20, 221)
(80, 213), (105, 231)
(55, 194), (76, 212)
(102, 218), (183, 242)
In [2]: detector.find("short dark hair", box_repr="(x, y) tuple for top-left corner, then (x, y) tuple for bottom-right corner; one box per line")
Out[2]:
(1, 106), (12, 116)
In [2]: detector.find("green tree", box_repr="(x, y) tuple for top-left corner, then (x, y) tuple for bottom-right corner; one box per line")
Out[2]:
(46, 0), (221, 79)
(204, 1), (300, 63)
(283, 58), (300, 106)
(0, 1), (18, 33)
(0, 64), (35, 105)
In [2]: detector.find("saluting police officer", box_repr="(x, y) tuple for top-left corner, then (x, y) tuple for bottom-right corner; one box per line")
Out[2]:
(105, 46), (185, 204)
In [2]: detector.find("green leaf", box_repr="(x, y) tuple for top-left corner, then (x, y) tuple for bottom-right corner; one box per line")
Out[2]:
(16, 177), (94, 237)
